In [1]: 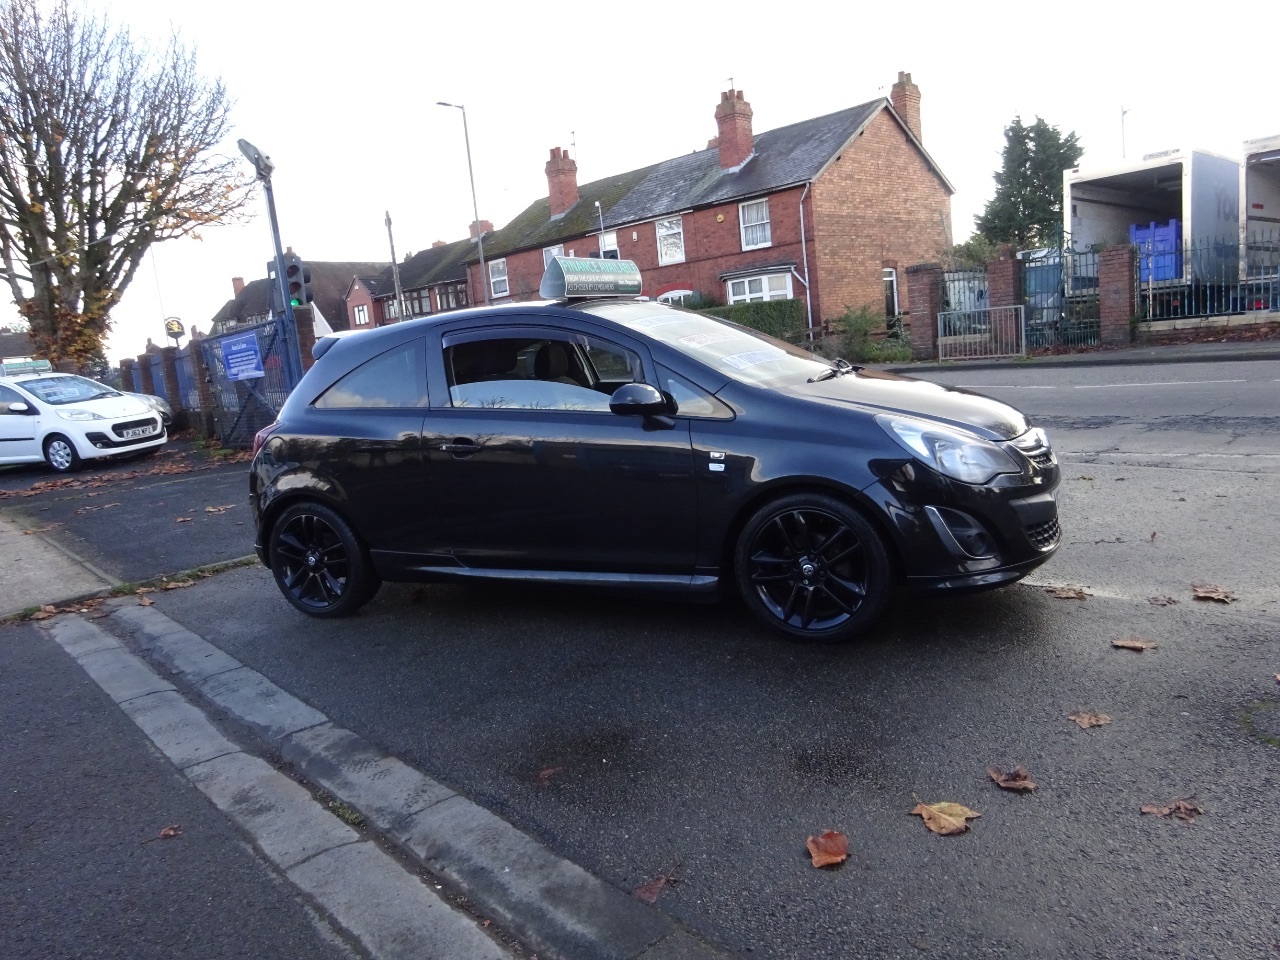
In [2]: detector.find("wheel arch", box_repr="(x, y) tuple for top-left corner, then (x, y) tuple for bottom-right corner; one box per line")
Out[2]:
(257, 485), (357, 568)
(718, 479), (905, 585)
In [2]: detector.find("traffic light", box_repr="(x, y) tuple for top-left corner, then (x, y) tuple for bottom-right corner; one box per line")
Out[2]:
(282, 251), (313, 309)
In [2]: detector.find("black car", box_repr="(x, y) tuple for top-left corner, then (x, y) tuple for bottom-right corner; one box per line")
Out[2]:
(250, 258), (1059, 642)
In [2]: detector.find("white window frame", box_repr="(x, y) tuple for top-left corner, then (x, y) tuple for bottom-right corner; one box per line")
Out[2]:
(726, 272), (792, 305)
(600, 231), (618, 259)
(739, 198), (771, 250)
(657, 289), (694, 306)
(353, 304), (369, 326)
(883, 267), (900, 316)
(489, 258), (509, 298)
(656, 216), (684, 265)
(542, 244), (564, 268)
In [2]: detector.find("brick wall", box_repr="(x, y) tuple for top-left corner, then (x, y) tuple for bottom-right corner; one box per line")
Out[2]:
(810, 109), (952, 327)
(905, 262), (943, 359)
(345, 279), (379, 329)
(1099, 246), (1136, 346)
(986, 245), (1021, 308)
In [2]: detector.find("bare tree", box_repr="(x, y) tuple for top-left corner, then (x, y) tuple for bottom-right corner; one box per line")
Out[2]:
(0, 0), (250, 362)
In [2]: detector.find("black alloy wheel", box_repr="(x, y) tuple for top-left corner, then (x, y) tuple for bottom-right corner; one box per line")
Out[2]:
(269, 502), (380, 617)
(735, 493), (890, 642)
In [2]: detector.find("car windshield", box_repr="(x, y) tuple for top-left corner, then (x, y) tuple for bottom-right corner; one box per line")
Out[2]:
(580, 300), (835, 386)
(19, 375), (120, 405)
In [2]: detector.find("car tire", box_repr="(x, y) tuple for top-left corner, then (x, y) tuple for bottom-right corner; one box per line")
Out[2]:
(43, 434), (82, 473)
(735, 492), (891, 643)
(269, 501), (381, 618)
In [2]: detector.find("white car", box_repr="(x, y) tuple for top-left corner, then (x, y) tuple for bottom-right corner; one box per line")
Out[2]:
(0, 372), (167, 472)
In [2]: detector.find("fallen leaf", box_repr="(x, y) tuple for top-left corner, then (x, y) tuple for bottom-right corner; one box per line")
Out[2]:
(1191, 583), (1236, 603)
(1076, 475), (1094, 481)
(535, 766), (565, 785)
(1068, 711), (1112, 729)
(633, 862), (682, 901)
(29, 609), (54, 620)
(1045, 585), (1090, 600)
(1112, 637), (1158, 652)
(987, 765), (1037, 792)
(135, 587), (156, 594)
(175, 517), (193, 523)
(1148, 596), (1178, 607)
(1140, 798), (1205, 823)
(138, 596), (155, 607)
(142, 824), (183, 843)
(805, 830), (848, 867)
(1149, 531), (1157, 543)
(204, 504), (236, 514)
(198, 570), (213, 578)
(1274, 674), (1280, 684)
(910, 802), (980, 836)
(162, 580), (196, 590)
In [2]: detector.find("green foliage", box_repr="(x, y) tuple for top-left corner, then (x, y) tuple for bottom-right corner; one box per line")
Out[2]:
(975, 116), (1082, 250)
(832, 305), (912, 363)
(699, 298), (806, 341)
(947, 235), (997, 269)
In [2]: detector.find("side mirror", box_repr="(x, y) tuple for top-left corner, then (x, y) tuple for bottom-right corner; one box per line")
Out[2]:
(609, 382), (671, 417)
(7, 402), (30, 414)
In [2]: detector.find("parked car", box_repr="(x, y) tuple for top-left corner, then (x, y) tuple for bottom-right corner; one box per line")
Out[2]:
(125, 390), (174, 427)
(0, 372), (167, 472)
(250, 259), (1060, 642)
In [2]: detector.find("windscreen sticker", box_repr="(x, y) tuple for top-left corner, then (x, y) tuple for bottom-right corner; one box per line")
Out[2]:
(679, 332), (742, 347)
(720, 349), (786, 370)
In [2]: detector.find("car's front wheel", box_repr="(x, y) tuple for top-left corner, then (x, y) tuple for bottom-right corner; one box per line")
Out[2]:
(269, 502), (380, 617)
(735, 493), (891, 642)
(44, 434), (82, 473)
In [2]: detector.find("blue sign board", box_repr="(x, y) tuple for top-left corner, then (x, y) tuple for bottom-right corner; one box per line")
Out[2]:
(220, 331), (265, 381)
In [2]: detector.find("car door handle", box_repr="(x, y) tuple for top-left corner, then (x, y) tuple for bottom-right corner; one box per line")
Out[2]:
(439, 439), (481, 456)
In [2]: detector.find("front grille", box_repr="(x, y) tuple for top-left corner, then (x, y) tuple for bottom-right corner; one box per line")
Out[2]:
(1025, 517), (1061, 550)
(112, 416), (159, 438)
(1028, 450), (1055, 468)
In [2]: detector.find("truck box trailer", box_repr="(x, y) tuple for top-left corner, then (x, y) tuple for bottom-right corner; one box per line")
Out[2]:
(1063, 148), (1241, 284)
(1242, 135), (1280, 280)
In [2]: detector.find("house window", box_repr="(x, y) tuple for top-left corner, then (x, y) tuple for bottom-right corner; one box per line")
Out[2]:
(489, 258), (508, 298)
(353, 304), (369, 326)
(656, 217), (684, 265)
(883, 268), (899, 316)
(739, 199), (771, 250)
(384, 298), (400, 321)
(657, 289), (694, 306)
(436, 281), (468, 312)
(542, 244), (564, 268)
(727, 273), (791, 304)
(600, 231), (618, 259)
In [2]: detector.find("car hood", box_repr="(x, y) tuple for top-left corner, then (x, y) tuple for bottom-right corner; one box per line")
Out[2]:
(72, 394), (152, 419)
(790, 368), (1030, 441)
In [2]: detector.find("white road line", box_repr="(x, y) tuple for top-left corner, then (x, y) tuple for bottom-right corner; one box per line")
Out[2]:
(960, 384), (1057, 389)
(1073, 379), (1248, 389)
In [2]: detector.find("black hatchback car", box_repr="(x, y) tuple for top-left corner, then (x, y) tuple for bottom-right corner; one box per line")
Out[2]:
(251, 258), (1060, 642)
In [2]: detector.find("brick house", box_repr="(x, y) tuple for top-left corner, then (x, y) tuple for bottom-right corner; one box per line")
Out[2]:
(353, 235), (476, 328)
(464, 73), (953, 332)
(211, 257), (388, 335)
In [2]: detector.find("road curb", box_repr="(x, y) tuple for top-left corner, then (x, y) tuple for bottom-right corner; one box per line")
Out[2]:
(881, 344), (1280, 375)
(68, 600), (737, 960)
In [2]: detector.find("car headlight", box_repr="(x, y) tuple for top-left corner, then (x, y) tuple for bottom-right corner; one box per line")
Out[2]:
(142, 394), (173, 417)
(876, 414), (1021, 484)
(57, 408), (106, 421)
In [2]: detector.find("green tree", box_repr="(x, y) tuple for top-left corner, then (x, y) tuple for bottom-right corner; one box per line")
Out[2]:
(975, 116), (1082, 250)
(0, 0), (250, 363)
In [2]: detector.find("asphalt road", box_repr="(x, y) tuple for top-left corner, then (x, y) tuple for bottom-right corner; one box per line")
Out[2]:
(5, 360), (1279, 959)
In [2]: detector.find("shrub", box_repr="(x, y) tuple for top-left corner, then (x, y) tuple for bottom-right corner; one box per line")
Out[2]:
(832, 304), (912, 363)
(698, 298), (807, 342)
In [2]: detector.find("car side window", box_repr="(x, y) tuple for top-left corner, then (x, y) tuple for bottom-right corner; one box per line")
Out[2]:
(0, 384), (28, 412)
(314, 342), (428, 409)
(446, 333), (641, 413)
(658, 366), (733, 419)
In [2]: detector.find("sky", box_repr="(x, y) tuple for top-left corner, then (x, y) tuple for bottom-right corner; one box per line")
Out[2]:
(13, 0), (1271, 362)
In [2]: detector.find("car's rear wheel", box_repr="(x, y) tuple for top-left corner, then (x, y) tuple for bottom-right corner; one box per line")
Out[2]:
(269, 502), (380, 617)
(735, 493), (890, 643)
(44, 434), (82, 473)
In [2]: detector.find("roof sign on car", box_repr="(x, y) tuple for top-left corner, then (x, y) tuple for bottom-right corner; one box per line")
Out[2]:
(539, 256), (643, 299)
(0, 357), (52, 376)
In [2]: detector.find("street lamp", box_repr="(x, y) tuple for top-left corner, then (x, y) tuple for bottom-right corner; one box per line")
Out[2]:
(236, 138), (302, 385)
(436, 102), (489, 304)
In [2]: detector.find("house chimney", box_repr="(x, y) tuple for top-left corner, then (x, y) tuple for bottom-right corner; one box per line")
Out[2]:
(890, 71), (922, 142)
(714, 89), (754, 169)
(469, 220), (493, 240)
(232, 276), (245, 296)
(432, 240), (447, 248)
(545, 147), (579, 216)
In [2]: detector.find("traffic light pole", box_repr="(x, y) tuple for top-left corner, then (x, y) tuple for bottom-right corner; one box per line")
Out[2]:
(261, 176), (304, 388)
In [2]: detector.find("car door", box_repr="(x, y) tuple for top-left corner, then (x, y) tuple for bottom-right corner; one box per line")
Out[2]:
(421, 321), (698, 574)
(0, 384), (40, 463)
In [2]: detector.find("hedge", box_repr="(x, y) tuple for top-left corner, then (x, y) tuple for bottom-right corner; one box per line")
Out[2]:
(697, 298), (807, 341)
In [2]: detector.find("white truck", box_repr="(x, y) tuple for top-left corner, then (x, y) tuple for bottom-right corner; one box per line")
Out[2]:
(1241, 135), (1280, 281)
(1062, 148), (1241, 284)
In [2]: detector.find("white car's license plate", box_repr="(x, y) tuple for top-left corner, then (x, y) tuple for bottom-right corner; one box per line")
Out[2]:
(123, 425), (152, 439)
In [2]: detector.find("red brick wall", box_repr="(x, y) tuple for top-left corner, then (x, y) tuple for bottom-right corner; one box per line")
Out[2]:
(345, 280), (378, 329)
(1099, 245), (1136, 346)
(986, 245), (1022, 308)
(810, 109), (952, 327)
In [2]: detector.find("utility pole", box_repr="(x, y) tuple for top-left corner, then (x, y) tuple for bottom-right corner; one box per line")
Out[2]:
(385, 211), (408, 321)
